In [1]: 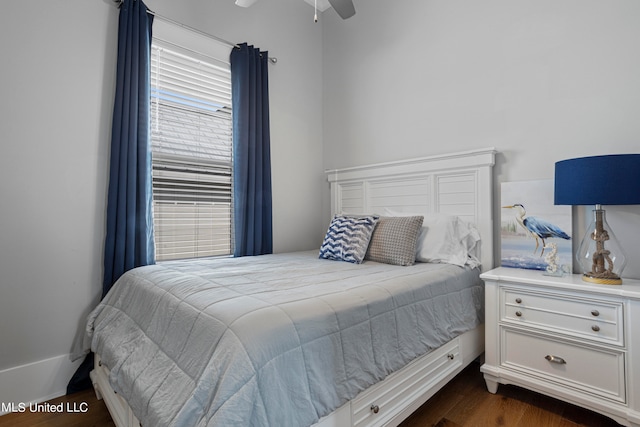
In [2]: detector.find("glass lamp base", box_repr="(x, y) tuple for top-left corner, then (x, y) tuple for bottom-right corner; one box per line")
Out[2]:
(582, 272), (622, 285)
(577, 208), (627, 286)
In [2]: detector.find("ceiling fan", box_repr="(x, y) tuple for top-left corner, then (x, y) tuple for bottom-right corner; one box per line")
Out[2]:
(235, 0), (355, 20)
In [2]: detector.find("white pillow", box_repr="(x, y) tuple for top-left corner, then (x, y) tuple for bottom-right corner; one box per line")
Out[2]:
(463, 222), (482, 269)
(384, 209), (479, 267)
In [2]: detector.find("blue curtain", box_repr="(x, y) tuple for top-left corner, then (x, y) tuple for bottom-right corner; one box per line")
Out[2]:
(102, 0), (155, 297)
(231, 43), (273, 256)
(68, 0), (154, 395)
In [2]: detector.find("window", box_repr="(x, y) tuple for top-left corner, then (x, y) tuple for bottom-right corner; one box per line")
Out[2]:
(150, 33), (233, 261)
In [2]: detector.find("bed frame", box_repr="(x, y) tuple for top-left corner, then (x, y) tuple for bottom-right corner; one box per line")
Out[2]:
(91, 147), (496, 427)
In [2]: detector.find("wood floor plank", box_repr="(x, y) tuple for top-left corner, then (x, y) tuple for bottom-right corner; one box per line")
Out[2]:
(433, 418), (463, 427)
(401, 389), (466, 427)
(451, 387), (527, 427)
(516, 391), (567, 427)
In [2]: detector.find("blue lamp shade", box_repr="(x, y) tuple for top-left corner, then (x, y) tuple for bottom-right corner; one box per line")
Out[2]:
(555, 154), (640, 206)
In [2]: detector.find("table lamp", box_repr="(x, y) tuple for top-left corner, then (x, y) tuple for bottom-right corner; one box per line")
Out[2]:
(555, 154), (640, 285)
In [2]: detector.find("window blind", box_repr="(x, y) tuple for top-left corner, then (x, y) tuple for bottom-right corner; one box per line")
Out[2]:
(151, 40), (233, 261)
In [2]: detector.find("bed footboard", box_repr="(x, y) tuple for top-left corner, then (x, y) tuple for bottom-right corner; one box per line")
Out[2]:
(92, 325), (483, 427)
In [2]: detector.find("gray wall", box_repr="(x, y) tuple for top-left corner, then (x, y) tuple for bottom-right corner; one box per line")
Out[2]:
(0, 0), (324, 395)
(1, 0), (116, 374)
(321, 0), (640, 277)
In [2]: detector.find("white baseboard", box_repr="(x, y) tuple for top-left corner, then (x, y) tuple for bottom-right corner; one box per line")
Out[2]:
(0, 354), (83, 415)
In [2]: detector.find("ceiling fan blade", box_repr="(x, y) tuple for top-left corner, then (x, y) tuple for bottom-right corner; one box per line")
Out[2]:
(327, 0), (355, 19)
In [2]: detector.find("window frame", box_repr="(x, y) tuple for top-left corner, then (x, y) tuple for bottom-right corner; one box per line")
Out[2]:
(150, 22), (234, 261)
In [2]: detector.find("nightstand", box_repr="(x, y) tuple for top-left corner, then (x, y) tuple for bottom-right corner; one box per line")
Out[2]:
(480, 267), (640, 427)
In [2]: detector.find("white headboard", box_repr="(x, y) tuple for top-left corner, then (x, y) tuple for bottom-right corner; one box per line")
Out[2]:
(325, 148), (496, 271)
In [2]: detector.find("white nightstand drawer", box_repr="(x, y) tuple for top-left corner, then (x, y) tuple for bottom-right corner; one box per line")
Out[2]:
(501, 287), (623, 346)
(501, 328), (626, 403)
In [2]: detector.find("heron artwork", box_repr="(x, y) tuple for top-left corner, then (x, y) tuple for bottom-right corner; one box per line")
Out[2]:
(502, 204), (570, 256)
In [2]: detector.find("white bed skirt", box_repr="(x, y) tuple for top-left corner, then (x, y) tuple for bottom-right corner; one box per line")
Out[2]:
(91, 324), (484, 427)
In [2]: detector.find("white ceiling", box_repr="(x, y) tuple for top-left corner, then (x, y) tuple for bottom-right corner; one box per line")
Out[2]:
(236, 0), (331, 12)
(302, 0), (332, 12)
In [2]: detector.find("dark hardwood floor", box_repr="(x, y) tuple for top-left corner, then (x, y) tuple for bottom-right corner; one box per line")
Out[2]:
(0, 362), (623, 426)
(400, 361), (622, 427)
(0, 388), (115, 427)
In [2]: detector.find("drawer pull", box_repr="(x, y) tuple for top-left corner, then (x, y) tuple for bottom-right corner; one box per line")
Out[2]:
(515, 311), (522, 317)
(515, 298), (522, 304)
(447, 353), (455, 360)
(591, 310), (600, 317)
(370, 404), (379, 414)
(545, 355), (566, 365)
(592, 325), (601, 332)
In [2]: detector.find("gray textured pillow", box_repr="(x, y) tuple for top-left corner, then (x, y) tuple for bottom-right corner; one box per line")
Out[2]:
(365, 216), (424, 266)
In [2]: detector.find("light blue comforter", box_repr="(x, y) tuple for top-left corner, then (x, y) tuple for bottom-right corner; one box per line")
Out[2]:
(87, 251), (483, 427)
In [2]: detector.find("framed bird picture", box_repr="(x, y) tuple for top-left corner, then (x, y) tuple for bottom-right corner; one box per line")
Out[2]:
(501, 179), (572, 273)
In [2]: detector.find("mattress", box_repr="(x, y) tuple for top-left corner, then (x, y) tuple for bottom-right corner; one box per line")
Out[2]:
(87, 250), (483, 427)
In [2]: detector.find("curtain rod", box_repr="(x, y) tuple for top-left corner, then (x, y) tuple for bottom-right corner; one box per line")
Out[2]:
(112, 0), (277, 63)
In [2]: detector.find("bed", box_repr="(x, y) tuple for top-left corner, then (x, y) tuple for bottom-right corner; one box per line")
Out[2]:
(89, 147), (496, 427)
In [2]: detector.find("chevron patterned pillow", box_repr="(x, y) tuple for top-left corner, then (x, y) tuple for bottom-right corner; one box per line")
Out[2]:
(319, 215), (378, 263)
